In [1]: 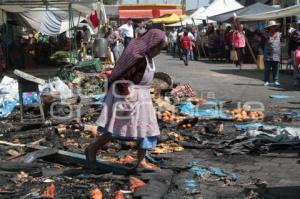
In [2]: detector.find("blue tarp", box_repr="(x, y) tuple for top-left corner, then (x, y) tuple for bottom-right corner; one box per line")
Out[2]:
(270, 94), (294, 100)
(0, 92), (38, 118)
(178, 102), (232, 119)
(189, 162), (239, 181)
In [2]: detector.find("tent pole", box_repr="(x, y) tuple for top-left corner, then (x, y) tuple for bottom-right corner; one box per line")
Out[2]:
(0, 9), (6, 75)
(3, 10), (8, 72)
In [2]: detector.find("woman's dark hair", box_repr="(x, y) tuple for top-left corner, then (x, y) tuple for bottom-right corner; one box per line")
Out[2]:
(184, 31), (188, 36)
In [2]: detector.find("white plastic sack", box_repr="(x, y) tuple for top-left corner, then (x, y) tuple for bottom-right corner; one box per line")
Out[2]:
(46, 77), (73, 100)
(0, 76), (19, 99)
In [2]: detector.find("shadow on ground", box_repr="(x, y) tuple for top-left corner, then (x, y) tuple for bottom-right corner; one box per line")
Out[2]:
(211, 69), (299, 91)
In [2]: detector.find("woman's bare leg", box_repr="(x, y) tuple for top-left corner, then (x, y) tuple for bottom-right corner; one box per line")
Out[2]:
(136, 148), (157, 169)
(85, 134), (112, 166)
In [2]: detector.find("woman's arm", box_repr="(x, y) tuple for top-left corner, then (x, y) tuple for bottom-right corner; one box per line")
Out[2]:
(109, 58), (147, 95)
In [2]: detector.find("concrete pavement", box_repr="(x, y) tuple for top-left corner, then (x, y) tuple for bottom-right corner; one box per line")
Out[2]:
(155, 53), (300, 112)
(155, 53), (300, 199)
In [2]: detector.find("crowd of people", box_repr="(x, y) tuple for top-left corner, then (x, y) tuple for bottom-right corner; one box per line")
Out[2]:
(163, 20), (300, 88)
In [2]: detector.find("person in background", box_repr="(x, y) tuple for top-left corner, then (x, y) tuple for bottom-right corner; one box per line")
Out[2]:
(252, 29), (263, 56)
(263, 20), (282, 86)
(181, 30), (191, 66)
(82, 25), (92, 55)
(232, 24), (246, 69)
(177, 28), (185, 60)
(216, 29), (223, 60)
(224, 26), (232, 62)
(191, 27), (199, 60)
(108, 26), (124, 62)
(290, 20), (300, 87)
(168, 27), (178, 56)
(82, 25), (91, 44)
(187, 27), (196, 61)
(119, 18), (134, 48)
(207, 26), (218, 60)
(85, 29), (168, 170)
(76, 30), (82, 48)
(135, 21), (147, 38)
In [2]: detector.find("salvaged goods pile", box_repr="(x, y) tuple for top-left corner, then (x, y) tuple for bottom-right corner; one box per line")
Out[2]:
(0, 69), (299, 198)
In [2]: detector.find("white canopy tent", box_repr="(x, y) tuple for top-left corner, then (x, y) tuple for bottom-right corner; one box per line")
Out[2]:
(167, 0), (244, 27)
(166, 7), (206, 27)
(194, 0), (244, 20)
(237, 4), (300, 21)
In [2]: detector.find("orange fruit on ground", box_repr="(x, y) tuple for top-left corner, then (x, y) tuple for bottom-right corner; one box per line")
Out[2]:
(90, 187), (103, 199)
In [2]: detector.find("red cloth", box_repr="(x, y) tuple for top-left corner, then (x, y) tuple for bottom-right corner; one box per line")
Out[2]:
(181, 36), (191, 50)
(87, 10), (100, 28)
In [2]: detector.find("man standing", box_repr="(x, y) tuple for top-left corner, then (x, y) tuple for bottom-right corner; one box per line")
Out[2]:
(107, 26), (124, 62)
(168, 28), (177, 56)
(181, 30), (191, 66)
(119, 18), (134, 48)
(263, 20), (281, 87)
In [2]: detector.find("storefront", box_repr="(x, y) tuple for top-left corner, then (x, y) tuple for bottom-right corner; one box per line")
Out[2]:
(118, 4), (183, 24)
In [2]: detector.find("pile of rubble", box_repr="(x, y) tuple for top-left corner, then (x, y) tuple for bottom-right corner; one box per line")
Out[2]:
(0, 68), (300, 198)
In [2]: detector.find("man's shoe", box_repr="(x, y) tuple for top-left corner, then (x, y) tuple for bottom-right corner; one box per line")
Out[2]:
(274, 81), (280, 86)
(264, 82), (269, 86)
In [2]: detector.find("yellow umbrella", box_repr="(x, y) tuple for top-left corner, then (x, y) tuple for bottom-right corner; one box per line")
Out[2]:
(151, 14), (187, 24)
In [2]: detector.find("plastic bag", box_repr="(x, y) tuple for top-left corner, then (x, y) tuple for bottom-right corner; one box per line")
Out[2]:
(48, 77), (73, 99)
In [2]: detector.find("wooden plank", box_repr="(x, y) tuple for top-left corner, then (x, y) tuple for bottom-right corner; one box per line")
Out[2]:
(0, 161), (41, 172)
(23, 148), (58, 163)
(13, 69), (46, 85)
(27, 145), (131, 175)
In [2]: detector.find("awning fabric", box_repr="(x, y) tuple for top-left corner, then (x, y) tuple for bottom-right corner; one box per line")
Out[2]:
(166, 0), (243, 26)
(209, 2), (278, 22)
(152, 9), (183, 17)
(0, 0), (97, 10)
(194, 0), (244, 20)
(20, 7), (87, 36)
(0, 1), (104, 36)
(119, 9), (153, 19)
(151, 14), (187, 24)
(237, 4), (300, 21)
(166, 7), (206, 26)
(0, 5), (28, 13)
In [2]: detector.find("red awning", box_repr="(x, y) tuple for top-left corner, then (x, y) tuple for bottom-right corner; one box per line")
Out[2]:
(152, 9), (183, 18)
(119, 9), (153, 19)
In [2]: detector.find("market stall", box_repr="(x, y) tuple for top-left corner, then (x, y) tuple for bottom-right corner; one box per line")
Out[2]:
(194, 0), (243, 21)
(0, 0), (107, 70)
(150, 13), (187, 24)
(237, 4), (300, 21)
(165, 7), (206, 27)
(209, 2), (278, 23)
